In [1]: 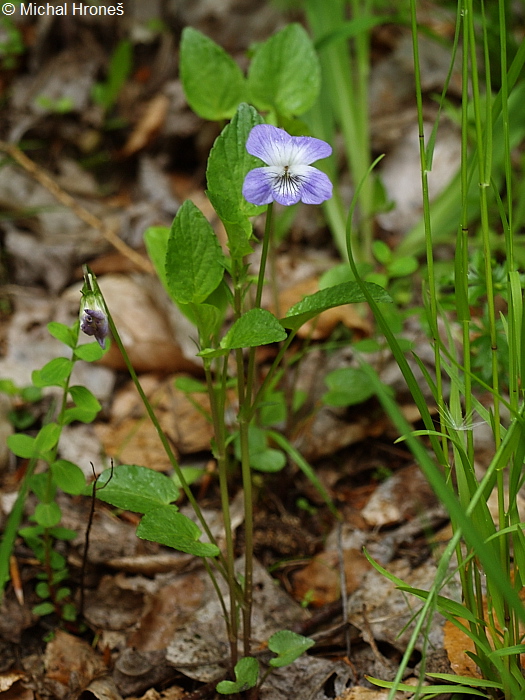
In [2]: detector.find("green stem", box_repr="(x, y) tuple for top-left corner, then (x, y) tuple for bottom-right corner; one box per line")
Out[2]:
(204, 359), (238, 662)
(103, 308), (221, 558)
(409, 0), (447, 459)
(254, 203), (273, 310)
(237, 203), (275, 654)
(238, 416), (253, 656)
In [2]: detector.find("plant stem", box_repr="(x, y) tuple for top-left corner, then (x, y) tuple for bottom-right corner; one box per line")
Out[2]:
(237, 202), (275, 654)
(238, 416), (253, 656)
(103, 307), (220, 556)
(204, 360), (239, 663)
(409, 0), (447, 460)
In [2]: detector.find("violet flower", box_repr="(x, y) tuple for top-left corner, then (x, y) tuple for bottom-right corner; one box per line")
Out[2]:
(242, 124), (332, 207)
(80, 298), (109, 349)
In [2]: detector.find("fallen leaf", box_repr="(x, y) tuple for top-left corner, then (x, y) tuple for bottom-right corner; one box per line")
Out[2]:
(361, 464), (438, 528)
(120, 94), (170, 157)
(291, 549), (371, 607)
(95, 373), (214, 467)
(442, 619), (481, 678)
(0, 670), (25, 693)
(336, 687), (408, 700)
(83, 575), (145, 631)
(44, 630), (108, 693)
(292, 407), (380, 461)
(128, 573), (205, 651)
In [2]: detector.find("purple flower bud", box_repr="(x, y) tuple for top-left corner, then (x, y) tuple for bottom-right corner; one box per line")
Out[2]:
(80, 305), (109, 349)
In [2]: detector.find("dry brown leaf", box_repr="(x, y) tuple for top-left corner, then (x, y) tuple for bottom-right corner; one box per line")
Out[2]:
(128, 573), (206, 651)
(93, 274), (199, 373)
(83, 575), (145, 631)
(0, 671), (25, 693)
(442, 619), (481, 678)
(291, 548), (371, 607)
(120, 93), (170, 157)
(347, 559), (448, 653)
(443, 584), (525, 678)
(167, 558), (309, 682)
(336, 687), (409, 700)
(95, 417), (177, 471)
(44, 630), (109, 692)
(361, 464), (438, 528)
(292, 407), (379, 462)
(83, 676), (123, 700)
(96, 374), (214, 467)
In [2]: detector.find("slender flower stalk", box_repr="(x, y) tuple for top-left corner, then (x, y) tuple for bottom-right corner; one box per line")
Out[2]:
(238, 124), (333, 653)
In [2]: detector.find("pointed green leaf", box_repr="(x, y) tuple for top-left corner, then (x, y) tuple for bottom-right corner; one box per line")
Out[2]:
(7, 433), (37, 458)
(323, 367), (376, 407)
(372, 240), (392, 265)
(68, 385), (101, 410)
(51, 460), (86, 495)
(216, 656), (259, 694)
(63, 386), (101, 424)
(221, 308), (287, 349)
(281, 281), (391, 331)
(388, 256), (419, 278)
(234, 425), (286, 473)
(0, 379), (18, 395)
(28, 473), (56, 503)
(248, 24), (320, 117)
(34, 502), (62, 528)
(93, 464), (179, 513)
(180, 27), (247, 120)
(74, 341), (106, 362)
(207, 191), (254, 258)
(34, 422), (61, 453)
(190, 302), (223, 344)
(144, 225), (170, 291)
(47, 322), (76, 348)
(62, 406), (99, 424)
(32, 357), (73, 388)
(137, 505), (219, 557)
(251, 448), (286, 473)
(206, 103), (265, 219)
(32, 602), (55, 617)
(36, 581), (50, 599)
(268, 630), (315, 667)
(166, 200), (225, 305)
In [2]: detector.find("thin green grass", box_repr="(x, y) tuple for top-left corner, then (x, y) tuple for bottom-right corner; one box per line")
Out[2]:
(344, 1), (525, 697)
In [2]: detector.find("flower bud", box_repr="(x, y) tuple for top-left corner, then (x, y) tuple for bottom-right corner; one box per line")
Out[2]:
(80, 294), (109, 349)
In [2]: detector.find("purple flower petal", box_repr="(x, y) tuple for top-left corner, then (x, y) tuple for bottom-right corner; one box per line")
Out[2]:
(245, 125), (293, 164)
(243, 124), (333, 207)
(287, 136), (332, 165)
(81, 308), (109, 349)
(242, 168), (275, 206)
(297, 168), (333, 205)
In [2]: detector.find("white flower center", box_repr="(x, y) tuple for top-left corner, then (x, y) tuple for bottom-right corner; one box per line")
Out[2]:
(267, 163), (308, 199)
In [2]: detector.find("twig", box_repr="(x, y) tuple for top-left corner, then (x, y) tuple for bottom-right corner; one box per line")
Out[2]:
(79, 460), (114, 618)
(0, 140), (153, 274)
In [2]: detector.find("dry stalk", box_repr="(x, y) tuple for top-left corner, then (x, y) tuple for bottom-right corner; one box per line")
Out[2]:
(0, 140), (153, 274)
